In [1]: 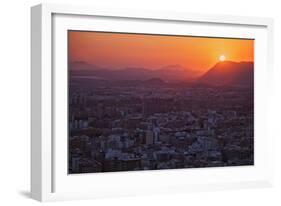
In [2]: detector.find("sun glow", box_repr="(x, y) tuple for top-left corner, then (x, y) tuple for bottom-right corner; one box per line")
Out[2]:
(69, 31), (254, 72)
(219, 55), (226, 62)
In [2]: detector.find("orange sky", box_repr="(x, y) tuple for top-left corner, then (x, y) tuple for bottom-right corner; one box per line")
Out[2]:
(69, 31), (254, 72)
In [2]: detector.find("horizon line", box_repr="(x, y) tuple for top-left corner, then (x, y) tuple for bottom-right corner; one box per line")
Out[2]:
(69, 60), (254, 72)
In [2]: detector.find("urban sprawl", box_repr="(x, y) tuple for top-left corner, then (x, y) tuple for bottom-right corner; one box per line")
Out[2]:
(69, 80), (254, 173)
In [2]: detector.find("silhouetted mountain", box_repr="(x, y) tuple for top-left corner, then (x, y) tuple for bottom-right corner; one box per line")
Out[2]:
(69, 61), (101, 71)
(199, 61), (254, 86)
(153, 65), (201, 81)
(160, 64), (186, 71)
(69, 61), (200, 81)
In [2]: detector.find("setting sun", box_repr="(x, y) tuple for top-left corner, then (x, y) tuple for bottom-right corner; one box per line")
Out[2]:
(219, 55), (226, 62)
(69, 31), (254, 73)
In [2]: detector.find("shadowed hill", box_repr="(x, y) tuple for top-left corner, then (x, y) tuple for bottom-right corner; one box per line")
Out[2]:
(199, 61), (254, 86)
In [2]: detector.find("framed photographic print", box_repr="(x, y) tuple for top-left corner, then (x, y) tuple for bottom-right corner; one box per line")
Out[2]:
(31, 3), (274, 201)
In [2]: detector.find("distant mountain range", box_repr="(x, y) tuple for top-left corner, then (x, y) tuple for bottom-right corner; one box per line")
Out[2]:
(70, 60), (254, 86)
(69, 61), (201, 82)
(199, 61), (254, 86)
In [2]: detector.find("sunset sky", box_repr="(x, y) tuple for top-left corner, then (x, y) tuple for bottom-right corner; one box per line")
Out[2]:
(68, 31), (254, 72)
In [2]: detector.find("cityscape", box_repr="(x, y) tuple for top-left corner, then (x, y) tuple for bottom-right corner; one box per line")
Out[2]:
(68, 31), (254, 174)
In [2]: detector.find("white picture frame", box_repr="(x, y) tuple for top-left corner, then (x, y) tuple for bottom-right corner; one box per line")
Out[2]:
(31, 3), (274, 202)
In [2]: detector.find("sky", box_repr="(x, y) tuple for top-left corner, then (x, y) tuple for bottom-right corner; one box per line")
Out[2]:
(68, 31), (254, 72)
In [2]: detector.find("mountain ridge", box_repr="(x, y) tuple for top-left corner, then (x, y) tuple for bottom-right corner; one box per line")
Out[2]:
(69, 61), (201, 81)
(69, 60), (254, 86)
(198, 61), (254, 86)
